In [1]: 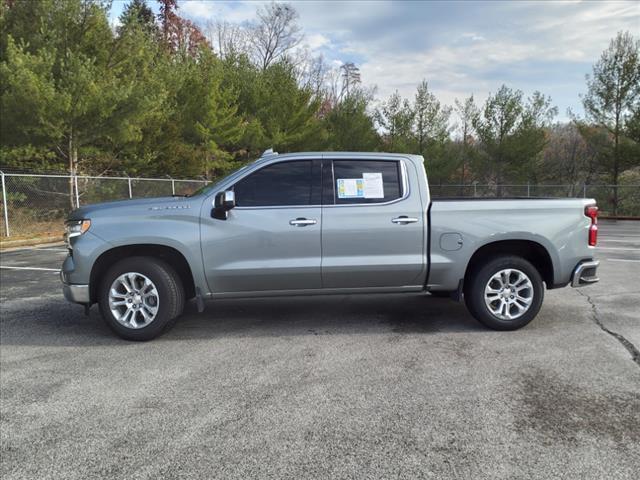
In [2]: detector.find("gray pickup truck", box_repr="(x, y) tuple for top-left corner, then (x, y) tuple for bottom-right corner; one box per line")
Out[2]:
(61, 151), (600, 340)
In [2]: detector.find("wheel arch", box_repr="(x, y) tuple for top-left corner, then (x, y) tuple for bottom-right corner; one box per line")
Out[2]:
(463, 239), (555, 290)
(90, 244), (196, 302)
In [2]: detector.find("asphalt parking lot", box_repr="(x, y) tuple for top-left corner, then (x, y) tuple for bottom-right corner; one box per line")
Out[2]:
(1, 220), (639, 479)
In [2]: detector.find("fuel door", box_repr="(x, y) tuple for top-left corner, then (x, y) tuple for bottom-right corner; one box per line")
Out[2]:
(440, 232), (463, 251)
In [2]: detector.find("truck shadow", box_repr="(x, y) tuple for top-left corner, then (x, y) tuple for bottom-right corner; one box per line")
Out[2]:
(0, 294), (482, 347)
(174, 294), (481, 339)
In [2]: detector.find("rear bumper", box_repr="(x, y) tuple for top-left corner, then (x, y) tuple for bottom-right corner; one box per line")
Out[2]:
(61, 272), (90, 303)
(571, 260), (599, 287)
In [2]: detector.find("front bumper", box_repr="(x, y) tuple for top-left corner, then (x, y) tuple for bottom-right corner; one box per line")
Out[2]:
(61, 271), (90, 303)
(571, 260), (599, 287)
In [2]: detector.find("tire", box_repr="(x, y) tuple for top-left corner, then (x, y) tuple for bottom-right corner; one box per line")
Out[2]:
(464, 255), (544, 331)
(98, 256), (185, 341)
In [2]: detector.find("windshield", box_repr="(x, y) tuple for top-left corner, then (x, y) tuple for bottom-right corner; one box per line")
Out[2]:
(188, 162), (255, 197)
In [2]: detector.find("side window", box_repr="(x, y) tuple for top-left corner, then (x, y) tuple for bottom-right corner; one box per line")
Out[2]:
(331, 160), (402, 204)
(233, 160), (314, 207)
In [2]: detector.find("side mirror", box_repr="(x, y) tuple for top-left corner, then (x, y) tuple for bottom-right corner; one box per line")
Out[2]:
(212, 190), (235, 219)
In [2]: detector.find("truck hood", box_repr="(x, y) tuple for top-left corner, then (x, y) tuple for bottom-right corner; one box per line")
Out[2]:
(68, 196), (197, 220)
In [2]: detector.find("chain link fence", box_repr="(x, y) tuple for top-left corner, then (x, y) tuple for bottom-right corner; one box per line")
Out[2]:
(0, 173), (208, 239)
(1, 172), (638, 240)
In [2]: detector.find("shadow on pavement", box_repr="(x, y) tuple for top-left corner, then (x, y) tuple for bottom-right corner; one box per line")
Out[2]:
(0, 293), (482, 347)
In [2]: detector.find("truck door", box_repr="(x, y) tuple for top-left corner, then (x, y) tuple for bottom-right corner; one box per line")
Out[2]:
(321, 158), (426, 288)
(201, 159), (322, 293)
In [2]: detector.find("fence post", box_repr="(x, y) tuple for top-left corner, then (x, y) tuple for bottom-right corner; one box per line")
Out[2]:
(74, 175), (80, 209)
(128, 177), (132, 198)
(1, 171), (9, 237)
(527, 183), (530, 197)
(171, 179), (175, 196)
(583, 183), (586, 198)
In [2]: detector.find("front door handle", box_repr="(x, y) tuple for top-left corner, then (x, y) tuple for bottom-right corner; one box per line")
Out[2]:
(290, 218), (317, 227)
(391, 216), (418, 224)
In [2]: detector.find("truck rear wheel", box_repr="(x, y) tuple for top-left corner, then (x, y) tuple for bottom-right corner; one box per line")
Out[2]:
(465, 255), (543, 330)
(98, 256), (185, 341)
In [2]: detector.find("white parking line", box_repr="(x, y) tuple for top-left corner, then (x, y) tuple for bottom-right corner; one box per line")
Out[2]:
(0, 266), (60, 272)
(606, 258), (640, 263)
(596, 247), (640, 251)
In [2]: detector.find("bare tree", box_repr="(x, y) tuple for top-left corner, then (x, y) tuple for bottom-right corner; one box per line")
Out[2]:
(340, 62), (361, 99)
(205, 20), (251, 58)
(295, 52), (329, 99)
(249, 2), (302, 70)
(542, 123), (599, 194)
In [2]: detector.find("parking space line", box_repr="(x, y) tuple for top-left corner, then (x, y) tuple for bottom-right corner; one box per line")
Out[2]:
(596, 247), (640, 251)
(606, 258), (640, 263)
(0, 266), (61, 272)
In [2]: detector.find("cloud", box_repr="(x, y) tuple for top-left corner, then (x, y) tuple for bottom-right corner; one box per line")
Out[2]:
(306, 33), (330, 50)
(168, 0), (639, 121)
(179, 0), (257, 24)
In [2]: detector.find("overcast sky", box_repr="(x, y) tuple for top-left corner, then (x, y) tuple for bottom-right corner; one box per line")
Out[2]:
(110, 0), (640, 121)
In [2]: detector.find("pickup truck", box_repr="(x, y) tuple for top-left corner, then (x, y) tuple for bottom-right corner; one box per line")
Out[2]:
(61, 151), (600, 340)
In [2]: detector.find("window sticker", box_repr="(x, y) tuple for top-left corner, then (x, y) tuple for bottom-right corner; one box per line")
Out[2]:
(337, 178), (364, 198)
(363, 172), (384, 198)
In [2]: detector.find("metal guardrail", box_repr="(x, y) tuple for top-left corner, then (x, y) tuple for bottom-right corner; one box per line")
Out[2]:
(0, 172), (638, 238)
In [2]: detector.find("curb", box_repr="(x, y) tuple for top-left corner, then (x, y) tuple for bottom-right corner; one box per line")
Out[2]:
(0, 236), (64, 251)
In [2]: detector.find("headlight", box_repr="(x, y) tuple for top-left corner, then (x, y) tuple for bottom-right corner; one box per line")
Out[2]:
(65, 219), (91, 247)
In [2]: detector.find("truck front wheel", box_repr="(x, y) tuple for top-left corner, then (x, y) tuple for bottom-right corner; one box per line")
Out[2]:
(465, 255), (544, 330)
(98, 256), (185, 341)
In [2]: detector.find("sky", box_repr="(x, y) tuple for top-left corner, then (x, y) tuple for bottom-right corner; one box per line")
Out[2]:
(109, 0), (640, 122)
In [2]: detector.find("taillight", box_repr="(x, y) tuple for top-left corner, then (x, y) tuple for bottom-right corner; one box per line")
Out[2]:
(585, 205), (598, 246)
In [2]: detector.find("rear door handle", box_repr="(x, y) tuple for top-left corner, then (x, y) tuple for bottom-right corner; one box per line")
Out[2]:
(289, 218), (317, 227)
(391, 216), (418, 224)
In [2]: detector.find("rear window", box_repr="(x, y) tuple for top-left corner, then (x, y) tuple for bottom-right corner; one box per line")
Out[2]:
(331, 160), (402, 204)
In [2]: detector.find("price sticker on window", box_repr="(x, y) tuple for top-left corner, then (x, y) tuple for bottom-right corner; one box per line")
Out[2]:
(337, 178), (364, 198)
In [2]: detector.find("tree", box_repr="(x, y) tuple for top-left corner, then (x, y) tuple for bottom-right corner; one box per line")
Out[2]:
(340, 62), (361, 100)
(0, 0), (164, 204)
(376, 91), (414, 152)
(454, 95), (477, 188)
(472, 85), (557, 194)
(323, 88), (379, 151)
(413, 81), (450, 154)
(206, 20), (251, 59)
(252, 61), (323, 152)
(411, 81), (452, 183)
(250, 2), (302, 71)
(582, 31), (640, 215)
(118, 0), (156, 35)
(157, 0), (207, 56)
(540, 123), (599, 194)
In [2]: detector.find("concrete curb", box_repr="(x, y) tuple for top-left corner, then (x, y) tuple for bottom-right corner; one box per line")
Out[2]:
(0, 236), (64, 251)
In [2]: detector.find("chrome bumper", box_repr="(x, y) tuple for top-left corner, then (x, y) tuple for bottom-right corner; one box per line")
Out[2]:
(571, 260), (599, 287)
(61, 272), (90, 303)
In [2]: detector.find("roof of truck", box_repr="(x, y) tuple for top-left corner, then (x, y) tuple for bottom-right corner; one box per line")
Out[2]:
(258, 150), (424, 161)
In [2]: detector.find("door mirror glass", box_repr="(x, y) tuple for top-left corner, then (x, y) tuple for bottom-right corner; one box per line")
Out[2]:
(212, 190), (235, 219)
(214, 190), (235, 210)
